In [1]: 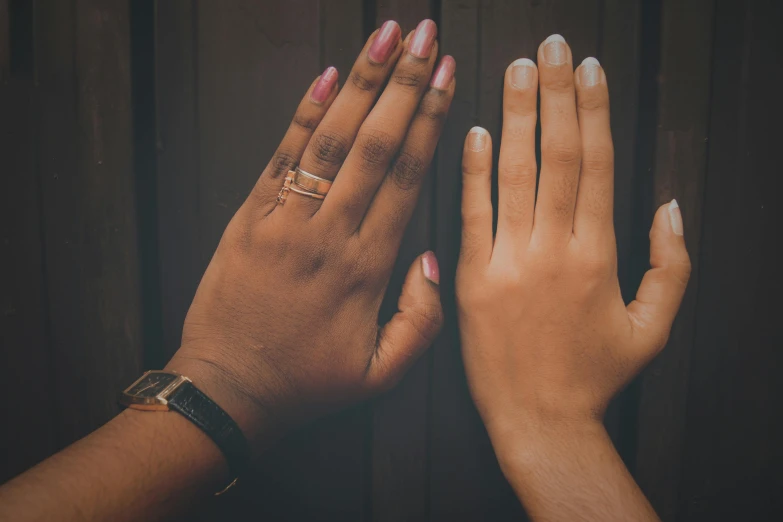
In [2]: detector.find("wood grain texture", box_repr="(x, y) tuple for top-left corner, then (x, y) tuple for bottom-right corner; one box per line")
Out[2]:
(633, 0), (715, 519)
(0, 75), (54, 483)
(154, 0), (202, 363)
(35, 0), (143, 447)
(676, 1), (783, 520)
(0, 0), (8, 81)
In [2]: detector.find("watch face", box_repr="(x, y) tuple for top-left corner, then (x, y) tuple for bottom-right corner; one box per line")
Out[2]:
(126, 372), (178, 398)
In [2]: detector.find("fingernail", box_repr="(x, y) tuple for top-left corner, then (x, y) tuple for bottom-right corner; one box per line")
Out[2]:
(543, 34), (567, 65)
(422, 251), (440, 285)
(430, 55), (456, 90)
(468, 126), (488, 152)
(311, 66), (338, 104)
(668, 199), (683, 236)
(410, 19), (437, 59)
(580, 57), (601, 87)
(510, 58), (536, 89)
(368, 20), (401, 64)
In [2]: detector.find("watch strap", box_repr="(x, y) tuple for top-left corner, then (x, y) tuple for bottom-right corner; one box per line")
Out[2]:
(166, 381), (251, 479)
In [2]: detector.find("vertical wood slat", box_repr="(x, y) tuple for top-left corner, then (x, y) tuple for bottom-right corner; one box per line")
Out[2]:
(35, 0), (143, 447)
(369, 4), (434, 522)
(677, 0), (783, 520)
(633, 0), (715, 519)
(0, 0), (8, 81)
(0, 66), (54, 483)
(154, 0), (202, 363)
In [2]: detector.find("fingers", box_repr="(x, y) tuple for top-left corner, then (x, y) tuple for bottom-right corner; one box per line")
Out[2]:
(323, 20), (440, 227)
(288, 20), (404, 214)
(495, 58), (539, 253)
(365, 251), (443, 392)
(460, 127), (494, 266)
(250, 68), (339, 211)
(533, 34), (581, 238)
(361, 55), (455, 243)
(626, 200), (691, 358)
(573, 57), (615, 240)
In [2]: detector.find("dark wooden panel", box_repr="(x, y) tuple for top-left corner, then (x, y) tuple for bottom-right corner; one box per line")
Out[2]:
(36, 0), (143, 446)
(0, 0), (8, 81)
(370, 4), (435, 522)
(677, 1), (783, 520)
(0, 77), (55, 482)
(154, 0), (203, 362)
(633, 0), (715, 519)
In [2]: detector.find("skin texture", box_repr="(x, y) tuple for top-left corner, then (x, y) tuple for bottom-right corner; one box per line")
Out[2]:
(0, 21), (454, 522)
(456, 35), (691, 521)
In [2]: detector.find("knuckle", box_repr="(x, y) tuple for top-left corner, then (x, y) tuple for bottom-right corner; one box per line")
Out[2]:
(499, 162), (537, 187)
(269, 149), (298, 177)
(543, 75), (573, 92)
(390, 151), (427, 191)
(416, 94), (448, 125)
(291, 112), (319, 132)
(543, 140), (581, 167)
(311, 131), (350, 167)
(392, 68), (424, 89)
(578, 92), (608, 111)
(357, 129), (396, 170)
(581, 147), (614, 173)
(349, 70), (378, 92)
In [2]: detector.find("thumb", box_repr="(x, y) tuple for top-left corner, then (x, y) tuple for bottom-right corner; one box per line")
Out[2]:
(366, 251), (443, 393)
(627, 200), (692, 356)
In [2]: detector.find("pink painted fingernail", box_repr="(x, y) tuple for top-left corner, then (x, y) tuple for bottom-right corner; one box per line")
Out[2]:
(311, 66), (338, 104)
(410, 19), (437, 59)
(430, 55), (455, 90)
(368, 21), (401, 64)
(668, 199), (683, 236)
(422, 251), (440, 285)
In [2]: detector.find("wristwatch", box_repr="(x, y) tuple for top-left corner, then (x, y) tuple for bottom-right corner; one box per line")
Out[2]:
(119, 370), (250, 494)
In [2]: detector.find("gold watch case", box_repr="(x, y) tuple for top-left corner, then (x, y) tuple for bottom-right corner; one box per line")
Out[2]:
(119, 370), (191, 411)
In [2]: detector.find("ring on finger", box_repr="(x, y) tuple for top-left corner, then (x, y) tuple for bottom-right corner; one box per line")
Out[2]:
(276, 168), (332, 205)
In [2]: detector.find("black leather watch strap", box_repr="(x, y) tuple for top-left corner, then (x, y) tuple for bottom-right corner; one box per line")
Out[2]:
(166, 381), (251, 478)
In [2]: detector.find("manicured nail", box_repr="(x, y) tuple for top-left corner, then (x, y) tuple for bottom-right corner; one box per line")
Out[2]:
(311, 66), (338, 104)
(431, 55), (456, 90)
(368, 21), (401, 64)
(668, 199), (683, 236)
(422, 251), (440, 285)
(510, 58), (536, 89)
(410, 19), (437, 58)
(543, 34), (567, 65)
(580, 57), (601, 87)
(468, 126), (488, 152)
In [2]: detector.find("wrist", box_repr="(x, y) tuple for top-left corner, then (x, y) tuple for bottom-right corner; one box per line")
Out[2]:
(164, 353), (281, 456)
(489, 416), (609, 478)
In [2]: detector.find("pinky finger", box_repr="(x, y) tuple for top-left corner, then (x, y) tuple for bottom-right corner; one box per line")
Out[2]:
(250, 67), (340, 211)
(460, 127), (494, 266)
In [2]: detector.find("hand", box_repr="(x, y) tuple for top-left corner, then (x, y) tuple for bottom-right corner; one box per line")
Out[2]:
(167, 19), (455, 451)
(456, 35), (691, 452)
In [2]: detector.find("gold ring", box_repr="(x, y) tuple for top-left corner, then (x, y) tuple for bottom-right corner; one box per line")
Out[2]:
(293, 167), (332, 195)
(276, 173), (294, 204)
(288, 185), (325, 199)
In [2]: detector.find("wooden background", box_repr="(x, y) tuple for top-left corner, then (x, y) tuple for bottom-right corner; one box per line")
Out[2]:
(1, 0), (781, 520)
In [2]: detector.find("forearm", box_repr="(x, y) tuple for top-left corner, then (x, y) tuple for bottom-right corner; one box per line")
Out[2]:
(494, 421), (659, 522)
(0, 408), (227, 522)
